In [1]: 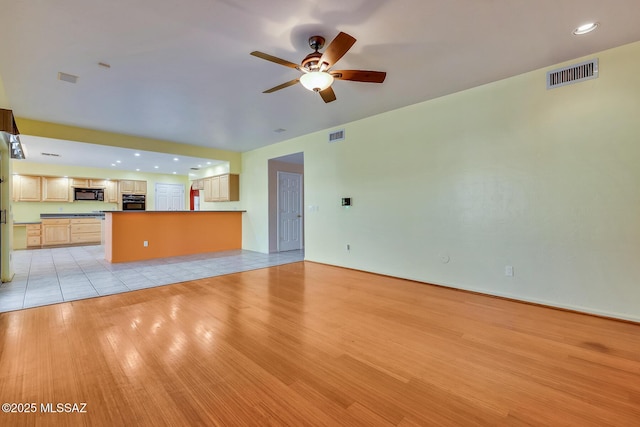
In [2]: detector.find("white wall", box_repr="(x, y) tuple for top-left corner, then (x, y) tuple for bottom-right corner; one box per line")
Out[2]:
(241, 41), (640, 321)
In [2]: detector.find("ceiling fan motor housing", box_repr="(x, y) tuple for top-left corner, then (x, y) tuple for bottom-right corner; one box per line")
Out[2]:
(301, 51), (322, 71)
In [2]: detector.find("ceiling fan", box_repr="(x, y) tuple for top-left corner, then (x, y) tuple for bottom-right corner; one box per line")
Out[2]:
(250, 32), (386, 103)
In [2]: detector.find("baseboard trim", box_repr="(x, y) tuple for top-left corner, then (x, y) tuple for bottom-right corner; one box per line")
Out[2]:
(303, 260), (640, 325)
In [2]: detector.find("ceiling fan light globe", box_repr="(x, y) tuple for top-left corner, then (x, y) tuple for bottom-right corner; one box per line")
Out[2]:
(300, 72), (334, 92)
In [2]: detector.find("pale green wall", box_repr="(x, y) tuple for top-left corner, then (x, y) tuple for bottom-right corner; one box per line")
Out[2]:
(241, 41), (640, 322)
(11, 161), (190, 221)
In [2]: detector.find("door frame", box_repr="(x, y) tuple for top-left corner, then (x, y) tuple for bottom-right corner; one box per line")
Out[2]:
(268, 153), (304, 253)
(276, 171), (303, 252)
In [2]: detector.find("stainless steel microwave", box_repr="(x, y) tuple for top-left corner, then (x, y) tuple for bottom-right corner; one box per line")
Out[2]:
(74, 188), (104, 201)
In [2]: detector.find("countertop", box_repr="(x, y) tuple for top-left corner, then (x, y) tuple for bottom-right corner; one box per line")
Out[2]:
(40, 213), (106, 219)
(104, 210), (246, 213)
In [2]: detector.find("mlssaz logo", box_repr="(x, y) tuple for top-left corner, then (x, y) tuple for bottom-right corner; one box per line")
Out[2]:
(40, 402), (88, 413)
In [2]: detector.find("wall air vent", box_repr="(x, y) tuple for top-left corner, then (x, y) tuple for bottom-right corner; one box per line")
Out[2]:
(328, 129), (345, 143)
(40, 152), (61, 157)
(547, 58), (598, 89)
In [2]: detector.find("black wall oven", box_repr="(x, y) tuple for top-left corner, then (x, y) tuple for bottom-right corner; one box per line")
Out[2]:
(122, 194), (146, 211)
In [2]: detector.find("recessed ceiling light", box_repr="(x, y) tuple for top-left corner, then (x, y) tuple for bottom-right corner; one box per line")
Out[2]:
(134, 153), (141, 157)
(172, 172), (177, 174)
(206, 162), (211, 165)
(573, 22), (599, 35)
(111, 163), (116, 167)
(136, 168), (140, 171)
(197, 164), (202, 168)
(173, 158), (179, 162)
(116, 160), (121, 163)
(154, 166), (159, 169)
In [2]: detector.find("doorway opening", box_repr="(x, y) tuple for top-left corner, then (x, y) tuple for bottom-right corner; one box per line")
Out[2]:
(268, 153), (304, 253)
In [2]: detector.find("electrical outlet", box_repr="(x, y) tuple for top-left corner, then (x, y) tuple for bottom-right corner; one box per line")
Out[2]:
(143, 241), (148, 247)
(505, 265), (514, 277)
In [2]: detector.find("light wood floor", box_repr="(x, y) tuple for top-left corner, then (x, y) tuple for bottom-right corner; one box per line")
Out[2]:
(1, 262), (638, 426)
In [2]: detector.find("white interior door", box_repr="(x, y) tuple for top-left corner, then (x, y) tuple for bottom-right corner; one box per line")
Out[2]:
(277, 171), (303, 252)
(155, 183), (185, 211)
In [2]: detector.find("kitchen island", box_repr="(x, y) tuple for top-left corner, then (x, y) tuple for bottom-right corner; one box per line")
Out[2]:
(104, 211), (244, 263)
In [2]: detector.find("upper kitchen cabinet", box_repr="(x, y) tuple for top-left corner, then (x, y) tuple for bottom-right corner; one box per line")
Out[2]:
(191, 179), (205, 190)
(71, 178), (107, 188)
(105, 180), (118, 203)
(12, 175), (42, 202)
(42, 177), (72, 202)
(119, 180), (147, 195)
(203, 174), (239, 202)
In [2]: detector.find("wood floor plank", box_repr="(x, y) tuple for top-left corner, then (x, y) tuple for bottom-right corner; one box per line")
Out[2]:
(0, 261), (639, 425)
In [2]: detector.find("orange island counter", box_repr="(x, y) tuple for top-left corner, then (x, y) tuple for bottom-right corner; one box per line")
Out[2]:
(104, 211), (245, 263)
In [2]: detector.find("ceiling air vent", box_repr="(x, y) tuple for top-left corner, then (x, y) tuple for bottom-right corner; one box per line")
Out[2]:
(41, 152), (61, 157)
(328, 129), (345, 143)
(547, 58), (598, 89)
(58, 72), (79, 84)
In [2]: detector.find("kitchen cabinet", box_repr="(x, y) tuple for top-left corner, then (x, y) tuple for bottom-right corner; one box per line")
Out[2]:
(12, 175), (42, 202)
(203, 177), (212, 201)
(26, 223), (42, 248)
(105, 180), (118, 203)
(192, 179), (204, 190)
(119, 180), (147, 194)
(42, 219), (71, 246)
(70, 218), (102, 244)
(71, 178), (106, 188)
(203, 174), (239, 202)
(42, 177), (71, 202)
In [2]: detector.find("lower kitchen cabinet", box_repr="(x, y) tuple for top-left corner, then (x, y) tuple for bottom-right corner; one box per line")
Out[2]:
(70, 218), (102, 244)
(41, 218), (102, 246)
(26, 223), (42, 248)
(42, 219), (71, 246)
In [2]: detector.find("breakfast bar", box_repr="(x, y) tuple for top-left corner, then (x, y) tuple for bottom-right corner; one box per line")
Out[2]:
(104, 211), (244, 263)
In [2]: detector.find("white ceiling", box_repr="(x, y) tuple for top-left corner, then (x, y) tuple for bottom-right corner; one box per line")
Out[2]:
(1, 0), (640, 170)
(18, 135), (225, 177)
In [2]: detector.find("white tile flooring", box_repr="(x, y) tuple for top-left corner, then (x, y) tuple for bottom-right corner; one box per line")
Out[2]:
(0, 246), (304, 313)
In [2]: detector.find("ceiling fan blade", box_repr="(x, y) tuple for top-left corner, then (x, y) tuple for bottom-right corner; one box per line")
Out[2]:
(319, 86), (337, 103)
(319, 32), (356, 70)
(263, 79), (300, 93)
(331, 70), (386, 83)
(250, 51), (300, 70)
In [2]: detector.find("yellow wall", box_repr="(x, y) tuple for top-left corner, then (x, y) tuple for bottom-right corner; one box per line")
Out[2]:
(241, 41), (640, 322)
(12, 161), (190, 221)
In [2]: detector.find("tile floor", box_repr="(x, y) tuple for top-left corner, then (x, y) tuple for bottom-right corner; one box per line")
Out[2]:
(0, 246), (304, 313)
